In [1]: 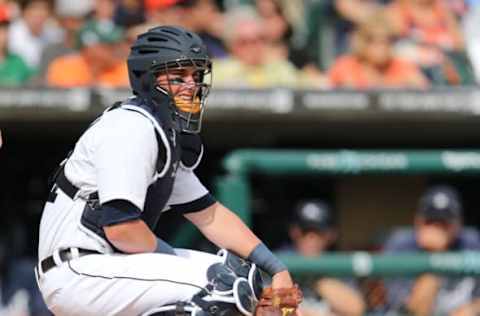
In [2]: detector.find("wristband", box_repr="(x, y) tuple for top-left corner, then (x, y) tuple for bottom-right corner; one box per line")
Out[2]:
(155, 238), (176, 255)
(247, 242), (287, 276)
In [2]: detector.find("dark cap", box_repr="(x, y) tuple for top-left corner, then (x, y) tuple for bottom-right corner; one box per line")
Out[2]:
(293, 199), (334, 231)
(417, 185), (463, 221)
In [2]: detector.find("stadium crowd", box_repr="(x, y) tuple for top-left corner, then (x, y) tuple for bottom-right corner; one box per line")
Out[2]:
(0, 0), (479, 89)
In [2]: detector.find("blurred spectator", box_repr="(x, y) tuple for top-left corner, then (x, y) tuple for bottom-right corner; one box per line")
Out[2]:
(92, 0), (120, 30)
(277, 200), (365, 316)
(213, 7), (298, 88)
(46, 20), (128, 88)
(255, 0), (294, 62)
(384, 185), (480, 316)
(0, 0), (18, 21)
(334, 0), (389, 58)
(0, 232), (50, 316)
(387, 0), (464, 51)
(255, 0), (327, 87)
(0, 15), (33, 86)
(8, 0), (61, 71)
(170, 0), (228, 59)
(335, 0), (387, 26)
(36, 0), (93, 83)
(386, 0), (475, 85)
(114, 0), (146, 28)
(144, 0), (184, 25)
(298, 1), (337, 73)
(143, 0), (225, 60)
(328, 10), (428, 89)
(463, 0), (480, 83)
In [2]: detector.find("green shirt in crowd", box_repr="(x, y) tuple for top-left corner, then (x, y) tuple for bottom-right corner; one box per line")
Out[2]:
(0, 53), (34, 86)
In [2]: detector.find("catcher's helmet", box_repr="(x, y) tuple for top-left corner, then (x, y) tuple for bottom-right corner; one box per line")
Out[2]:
(127, 25), (212, 133)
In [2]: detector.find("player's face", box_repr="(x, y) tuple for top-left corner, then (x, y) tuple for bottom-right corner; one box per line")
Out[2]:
(415, 217), (458, 251)
(291, 226), (334, 257)
(156, 67), (204, 114)
(156, 67), (197, 93)
(363, 30), (393, 66)
(231, 22), (266, 66)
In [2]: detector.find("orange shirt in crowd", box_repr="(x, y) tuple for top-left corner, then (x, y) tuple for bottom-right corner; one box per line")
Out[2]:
(387, 0), (462, 50)
(46, 54), (129, 88)
(328, 55), (428, 89)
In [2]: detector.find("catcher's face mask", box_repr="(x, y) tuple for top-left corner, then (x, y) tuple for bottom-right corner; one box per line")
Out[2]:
(155, 59), (212, 134)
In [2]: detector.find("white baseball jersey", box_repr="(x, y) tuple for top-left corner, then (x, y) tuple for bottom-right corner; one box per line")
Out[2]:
(36, 102), (220, 316)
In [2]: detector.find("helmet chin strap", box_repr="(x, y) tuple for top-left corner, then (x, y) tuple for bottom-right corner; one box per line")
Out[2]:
(141, 71), (178, 132)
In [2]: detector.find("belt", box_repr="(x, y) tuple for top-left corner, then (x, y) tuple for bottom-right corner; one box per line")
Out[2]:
(56, 167), (98, 200)
(39, 248), (100, 274)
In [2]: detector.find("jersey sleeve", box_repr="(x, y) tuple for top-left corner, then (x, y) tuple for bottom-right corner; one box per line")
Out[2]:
(165, 167), (216, 213)
(382, 228), (421, 254)
(94, 111), (158, 211)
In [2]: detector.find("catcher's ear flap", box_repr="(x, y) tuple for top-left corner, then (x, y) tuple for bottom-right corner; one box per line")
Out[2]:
(233, 278), (255, 316)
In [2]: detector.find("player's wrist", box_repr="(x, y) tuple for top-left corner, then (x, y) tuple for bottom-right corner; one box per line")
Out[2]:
(154, 237), (176, 255)
(247, 242), (287, 276)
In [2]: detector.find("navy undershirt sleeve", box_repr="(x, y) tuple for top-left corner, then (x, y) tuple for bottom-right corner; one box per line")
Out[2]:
(170, 193), (217, 214)
(100, 199), (142, 226)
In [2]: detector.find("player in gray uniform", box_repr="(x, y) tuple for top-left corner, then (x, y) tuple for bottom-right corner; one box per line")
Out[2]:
(35, 25), (295, 316)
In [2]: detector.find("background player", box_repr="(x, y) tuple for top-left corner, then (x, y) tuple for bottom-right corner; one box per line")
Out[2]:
(383, 185), (480, 315)
(278, 199), (365, 316)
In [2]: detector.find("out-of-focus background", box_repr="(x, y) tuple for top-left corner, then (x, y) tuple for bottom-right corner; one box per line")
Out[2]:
(3, 0), (480, 315)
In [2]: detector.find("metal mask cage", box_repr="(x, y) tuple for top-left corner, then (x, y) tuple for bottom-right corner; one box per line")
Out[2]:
(153, 58), (212, 134)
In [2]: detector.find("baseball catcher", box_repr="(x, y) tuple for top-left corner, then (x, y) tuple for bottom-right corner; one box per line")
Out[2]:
(35, 24), (302, 316)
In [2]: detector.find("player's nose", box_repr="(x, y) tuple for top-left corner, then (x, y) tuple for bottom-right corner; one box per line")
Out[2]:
(184, 75), (196, 86)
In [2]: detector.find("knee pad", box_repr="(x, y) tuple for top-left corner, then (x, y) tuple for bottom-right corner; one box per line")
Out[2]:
(143, 302), (240, 316)
(142, 250), (264, 316)
(140, 302), (197, 316)
(193, 277), (255, 316)
(192, 249), (267, 316)
(217, 249), (264, 300)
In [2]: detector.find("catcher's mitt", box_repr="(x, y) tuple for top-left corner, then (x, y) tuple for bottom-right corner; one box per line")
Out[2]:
(254, 284), (303, 316)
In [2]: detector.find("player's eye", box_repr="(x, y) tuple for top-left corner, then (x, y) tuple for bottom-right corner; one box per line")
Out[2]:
(168, 77), (186, 85)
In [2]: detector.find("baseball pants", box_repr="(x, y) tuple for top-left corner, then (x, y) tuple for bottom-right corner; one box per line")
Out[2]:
(36, 247), (221, 316)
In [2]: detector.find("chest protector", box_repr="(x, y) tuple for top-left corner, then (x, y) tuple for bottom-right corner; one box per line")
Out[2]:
(81, 97), (203, 242)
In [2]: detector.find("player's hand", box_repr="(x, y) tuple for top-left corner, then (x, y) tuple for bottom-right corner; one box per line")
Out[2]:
(450, 305), (476, 316)
(255, 283), (303, 316)
(272, 270), (294, 289)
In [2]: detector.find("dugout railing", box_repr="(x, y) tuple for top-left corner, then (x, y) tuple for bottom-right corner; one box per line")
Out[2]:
(278, 251), (480, 315)
(172, 149), (480, 245)
(215, 149), (480, 224)
(207, 149), (480, 315)
(277, 251), (480, 277)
